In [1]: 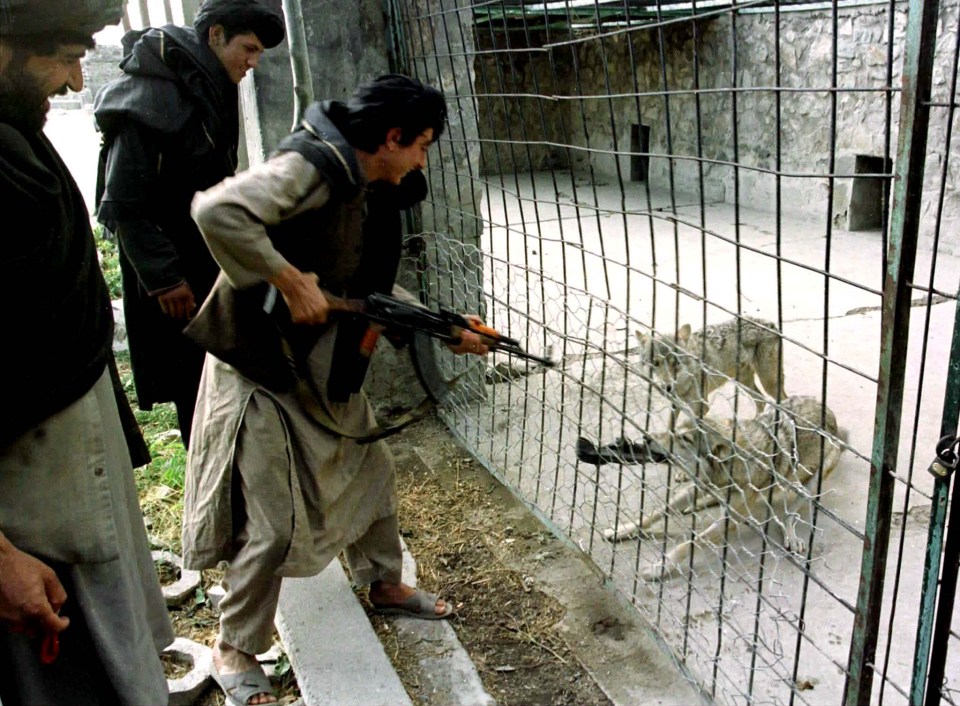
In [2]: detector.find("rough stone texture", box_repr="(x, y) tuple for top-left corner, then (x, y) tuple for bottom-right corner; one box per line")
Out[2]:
(405, 0), (485, 245)
(81, 44), (124, 107)
(474, 4), (960, 252)
(239, 0), (392, 159)
(111, 299), (127, 352)
(164, 637), (213, 706)
(206, 583), (226, 613)
(152, 550), (202, 608)
(401, 0), (487, 320)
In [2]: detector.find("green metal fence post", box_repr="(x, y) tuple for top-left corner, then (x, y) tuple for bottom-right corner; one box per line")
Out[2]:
(925, 452), (960, 704)
(909, 290), (960, 704)
(843, 0), (942, 702)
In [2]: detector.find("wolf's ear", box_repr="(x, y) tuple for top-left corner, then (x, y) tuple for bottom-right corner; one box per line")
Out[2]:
(677, 324), (692, 343)
(636, 330), (649, 346)
(709, 437), (734, 460)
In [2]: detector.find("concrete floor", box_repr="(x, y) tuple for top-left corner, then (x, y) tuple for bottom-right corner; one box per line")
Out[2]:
(434, 170), (960, 705)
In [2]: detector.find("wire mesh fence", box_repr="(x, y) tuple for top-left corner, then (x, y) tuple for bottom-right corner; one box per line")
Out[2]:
(390, 0), (960, 703)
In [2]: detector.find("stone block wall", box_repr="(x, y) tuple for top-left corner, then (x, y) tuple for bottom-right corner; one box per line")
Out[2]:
(473, 29), (575, 175)
(474, 2), (960, 250)
(81, 44), (124, 106)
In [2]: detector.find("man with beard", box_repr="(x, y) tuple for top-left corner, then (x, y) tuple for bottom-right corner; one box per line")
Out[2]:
(95, 0), (284, 449)
(0, 2), (174, 704)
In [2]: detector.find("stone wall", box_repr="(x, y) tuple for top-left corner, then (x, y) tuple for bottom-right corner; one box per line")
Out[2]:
(241, 0), (394, 159)
(81, 43), (124, 106)
(474, 2), (960, 250)
(406, 0), (485, 250)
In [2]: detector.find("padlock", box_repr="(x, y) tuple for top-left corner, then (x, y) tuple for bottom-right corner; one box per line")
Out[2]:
(929, 433), (960, 479)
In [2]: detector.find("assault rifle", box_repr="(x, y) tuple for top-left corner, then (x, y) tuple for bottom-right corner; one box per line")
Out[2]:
(323, 290), (556, 368)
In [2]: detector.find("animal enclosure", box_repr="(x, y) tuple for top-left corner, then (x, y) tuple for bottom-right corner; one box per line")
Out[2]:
(387, 0), (960, 703)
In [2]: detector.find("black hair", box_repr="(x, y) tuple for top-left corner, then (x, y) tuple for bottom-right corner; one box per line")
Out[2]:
(332, 74), (447, 154)
(194, 0), (284, 49)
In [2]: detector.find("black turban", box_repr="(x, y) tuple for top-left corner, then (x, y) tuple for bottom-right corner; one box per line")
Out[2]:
(0, 0), (123, 36)
(194, 0), (285, 49)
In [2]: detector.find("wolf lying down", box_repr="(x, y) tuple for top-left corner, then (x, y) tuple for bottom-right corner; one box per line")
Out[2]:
(577, 396), (845, 580)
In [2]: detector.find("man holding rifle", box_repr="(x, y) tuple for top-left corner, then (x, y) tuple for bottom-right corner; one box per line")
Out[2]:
(183, 75), (489, 706)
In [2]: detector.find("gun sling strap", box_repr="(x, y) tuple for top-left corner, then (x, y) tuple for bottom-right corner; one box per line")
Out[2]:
(281, 333), (462, 445)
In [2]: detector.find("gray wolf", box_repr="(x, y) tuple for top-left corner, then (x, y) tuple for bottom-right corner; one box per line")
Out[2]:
(600, 396), (845, 580)
(638, 316), (786, 419)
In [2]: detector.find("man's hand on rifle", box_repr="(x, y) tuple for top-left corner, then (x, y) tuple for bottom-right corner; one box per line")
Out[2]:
(447, 314), (490, 356)
(271, 266), (331, 325)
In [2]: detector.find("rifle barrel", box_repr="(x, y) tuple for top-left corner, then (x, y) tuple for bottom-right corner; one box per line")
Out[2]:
(326, 290), (556, 368)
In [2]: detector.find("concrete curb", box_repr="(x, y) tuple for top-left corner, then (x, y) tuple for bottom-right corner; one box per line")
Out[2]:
(393, 544), (496, 706)
(275, 564), (413, 706)
(272, 541), (495, 706)
(151, 550), (201, 607)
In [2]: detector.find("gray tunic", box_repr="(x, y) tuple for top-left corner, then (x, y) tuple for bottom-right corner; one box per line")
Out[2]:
(183, 152), (397, 577)
(0, 370), (173, 706)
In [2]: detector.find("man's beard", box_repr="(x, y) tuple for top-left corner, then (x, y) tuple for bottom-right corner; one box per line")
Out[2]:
(0, 62), (55, 133)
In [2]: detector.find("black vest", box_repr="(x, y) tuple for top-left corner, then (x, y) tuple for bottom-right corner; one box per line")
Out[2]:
(187, 103), (426, 401)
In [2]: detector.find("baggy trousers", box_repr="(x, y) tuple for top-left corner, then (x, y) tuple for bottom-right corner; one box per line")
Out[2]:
(217, 394), (403, 655)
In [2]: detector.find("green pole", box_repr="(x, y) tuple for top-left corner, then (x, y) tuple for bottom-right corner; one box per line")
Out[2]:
(843, 0), (941, 702)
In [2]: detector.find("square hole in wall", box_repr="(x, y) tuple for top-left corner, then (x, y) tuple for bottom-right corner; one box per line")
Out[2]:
(631, 124), (651, 182)
(848, 154), (892, 231)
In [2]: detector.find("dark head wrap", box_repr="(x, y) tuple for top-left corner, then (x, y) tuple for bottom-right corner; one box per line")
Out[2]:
(0, 0), (123, 36)
(194, 0), (285, 49)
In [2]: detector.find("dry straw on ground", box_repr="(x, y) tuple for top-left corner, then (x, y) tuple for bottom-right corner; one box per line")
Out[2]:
(143, 405), (610, 706)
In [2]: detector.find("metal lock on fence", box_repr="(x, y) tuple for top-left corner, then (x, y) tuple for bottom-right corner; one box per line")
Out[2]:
(929, 434), (960, 478)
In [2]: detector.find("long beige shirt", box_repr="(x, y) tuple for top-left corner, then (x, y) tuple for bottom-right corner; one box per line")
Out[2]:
(182, 151), (397, 577)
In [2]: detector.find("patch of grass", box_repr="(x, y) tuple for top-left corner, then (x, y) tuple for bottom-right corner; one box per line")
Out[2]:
(94, 223), (123, 300)
(136, 404), (181, 446)
(136, 416), (186, 554)
(114, 351), (186, 553)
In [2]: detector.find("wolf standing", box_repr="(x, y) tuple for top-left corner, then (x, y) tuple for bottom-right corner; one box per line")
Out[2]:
(638, 316), (786, 419)
(94, 0), (284, 448)
(0, 2), (174, 703)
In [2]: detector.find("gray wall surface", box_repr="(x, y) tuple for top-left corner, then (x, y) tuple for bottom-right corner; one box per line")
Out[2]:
(82, 44), (124, 105)
(475, 2), (960, 251)
(241, 0), (393, 157)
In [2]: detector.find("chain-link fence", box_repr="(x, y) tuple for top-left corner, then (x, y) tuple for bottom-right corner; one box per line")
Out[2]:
(389, 0), (960, 703)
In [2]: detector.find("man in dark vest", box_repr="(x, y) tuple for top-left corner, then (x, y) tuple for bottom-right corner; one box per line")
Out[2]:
(94, 0), (284, 448)
(0, 2), (174, 703)
(183, 75), (490, 706)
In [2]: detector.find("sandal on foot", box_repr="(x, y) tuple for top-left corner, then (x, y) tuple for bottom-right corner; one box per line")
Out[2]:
(210, 661), (276, 706)
(372, 588), (454, 620)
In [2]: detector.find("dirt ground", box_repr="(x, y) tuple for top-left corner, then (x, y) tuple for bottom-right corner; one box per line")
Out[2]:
(369, 415), (613, 706)
(160, 412), (613, 706)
